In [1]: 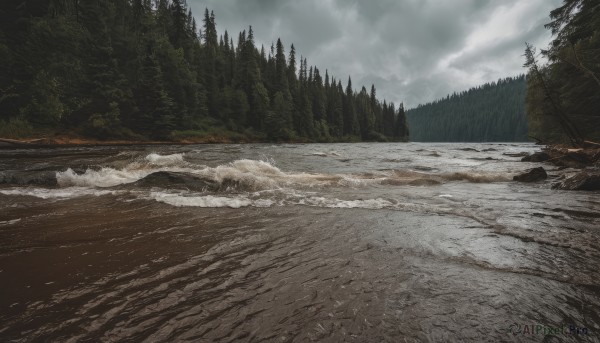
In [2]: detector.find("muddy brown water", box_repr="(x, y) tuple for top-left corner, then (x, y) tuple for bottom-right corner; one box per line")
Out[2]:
(0, 143), (599, 342)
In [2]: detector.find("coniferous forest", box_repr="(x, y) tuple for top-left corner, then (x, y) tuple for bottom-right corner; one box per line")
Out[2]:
(524, 0), (600, 144)
(406, 75), (528, 142)
(0, 1), (409, 142)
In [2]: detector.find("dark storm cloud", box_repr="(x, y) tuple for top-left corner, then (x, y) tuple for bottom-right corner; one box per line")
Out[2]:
(189, 0), (563, 108)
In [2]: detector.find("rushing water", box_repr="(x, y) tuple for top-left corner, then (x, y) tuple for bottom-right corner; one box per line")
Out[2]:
(0, 143), (599, 342)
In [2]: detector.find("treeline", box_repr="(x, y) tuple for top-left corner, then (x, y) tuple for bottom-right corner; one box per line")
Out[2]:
(406, 75), (528, 142)
(0, 0), (408, 142)
(525, 0), (600, 144)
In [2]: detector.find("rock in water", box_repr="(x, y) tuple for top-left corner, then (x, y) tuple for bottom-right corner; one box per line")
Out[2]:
(552, 170), (600, 191)
(513, 167), (548, 182)
(521, 152), (550, 162)
(131, 171), (218, 192)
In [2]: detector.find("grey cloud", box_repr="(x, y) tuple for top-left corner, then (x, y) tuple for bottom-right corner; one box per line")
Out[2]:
(189, 0), (563, 108)
(448, 17), (551, 72)
(192, 1), (341, 55)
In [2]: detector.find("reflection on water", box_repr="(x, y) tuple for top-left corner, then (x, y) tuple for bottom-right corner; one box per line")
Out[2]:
(0, 143), (599, 342)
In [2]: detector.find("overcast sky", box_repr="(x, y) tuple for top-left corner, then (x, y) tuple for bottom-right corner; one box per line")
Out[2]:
(188, 0), (562, 109)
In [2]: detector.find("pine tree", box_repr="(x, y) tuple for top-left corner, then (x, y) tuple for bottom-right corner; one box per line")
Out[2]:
(525, 0), (600, 142)
(134, 53), (175, 139)
(343, 77), (359, 136)
(275, 38), (289, 95)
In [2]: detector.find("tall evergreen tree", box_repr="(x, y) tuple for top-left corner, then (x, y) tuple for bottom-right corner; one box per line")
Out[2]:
(343, 77), (359, 136)
(525, 0), (600, 143)
(134, 53), (175, 139)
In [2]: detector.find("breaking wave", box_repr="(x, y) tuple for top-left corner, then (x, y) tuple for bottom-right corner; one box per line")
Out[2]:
(56, 167), (153, 188)
(56, 153), (190, 188)
(55, 157), (342, 191)
(8, 153), (517, 208)
(145, 153), (185, 166)
(56, 154), (512, 191)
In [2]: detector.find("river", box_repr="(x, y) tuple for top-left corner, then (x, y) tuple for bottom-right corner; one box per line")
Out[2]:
(0, 143), (599, 342)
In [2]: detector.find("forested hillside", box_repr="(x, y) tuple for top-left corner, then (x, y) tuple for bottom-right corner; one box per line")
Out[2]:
(405, 76), (528, 142)
(0, 1), (408, 142)
(524, 0), (600, 144)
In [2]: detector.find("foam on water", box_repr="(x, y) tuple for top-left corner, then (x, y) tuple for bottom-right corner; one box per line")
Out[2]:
(150, 192), (255, 208)
(192, 159), (350, 191)
(56, 167), (154, 188)
(0, 187), (120, 199)
(298, 196), (394, 209)
(145, 153), (186, 166)
(56, 153), (190, 188)
(54, 156), (338, 191)
(28, 153), (518, 209)
(147, 189), (395, 210)
(53, 149), (516, 192)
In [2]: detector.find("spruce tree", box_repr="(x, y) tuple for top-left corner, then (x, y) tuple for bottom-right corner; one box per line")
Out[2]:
(343, 77), (359, 136)
(134, 53), (175, 139)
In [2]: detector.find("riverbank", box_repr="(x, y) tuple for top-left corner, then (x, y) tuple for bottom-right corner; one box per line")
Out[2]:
(0, 134), (405, 149)
(543, 143), (600, 168)
(513, 143), (600, 191)
(0, 135), (279, 148)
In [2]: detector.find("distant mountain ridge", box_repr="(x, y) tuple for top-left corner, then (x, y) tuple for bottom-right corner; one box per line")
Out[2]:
(406, 75), (528, 142)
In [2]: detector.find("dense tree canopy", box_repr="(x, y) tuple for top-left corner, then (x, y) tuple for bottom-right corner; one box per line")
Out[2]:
(0, 0), (408, 142)
(406, 76), (528, 142)
(525, 0), (600, 143)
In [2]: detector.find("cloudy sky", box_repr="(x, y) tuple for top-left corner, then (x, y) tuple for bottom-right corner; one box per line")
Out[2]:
(188, 0), (562, 108)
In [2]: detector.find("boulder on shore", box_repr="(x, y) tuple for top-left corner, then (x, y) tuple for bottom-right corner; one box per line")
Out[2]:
(521, 152), (550, 162)
(552, 170), (600, 191)
(513, 167), (548, 182)
(544, 146), (600, 169)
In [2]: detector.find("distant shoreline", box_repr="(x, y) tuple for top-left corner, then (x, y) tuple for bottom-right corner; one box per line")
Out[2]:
(0, 136), (542, 149)
(0, 135), (409, 149)
(0, 136), (263, 148)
